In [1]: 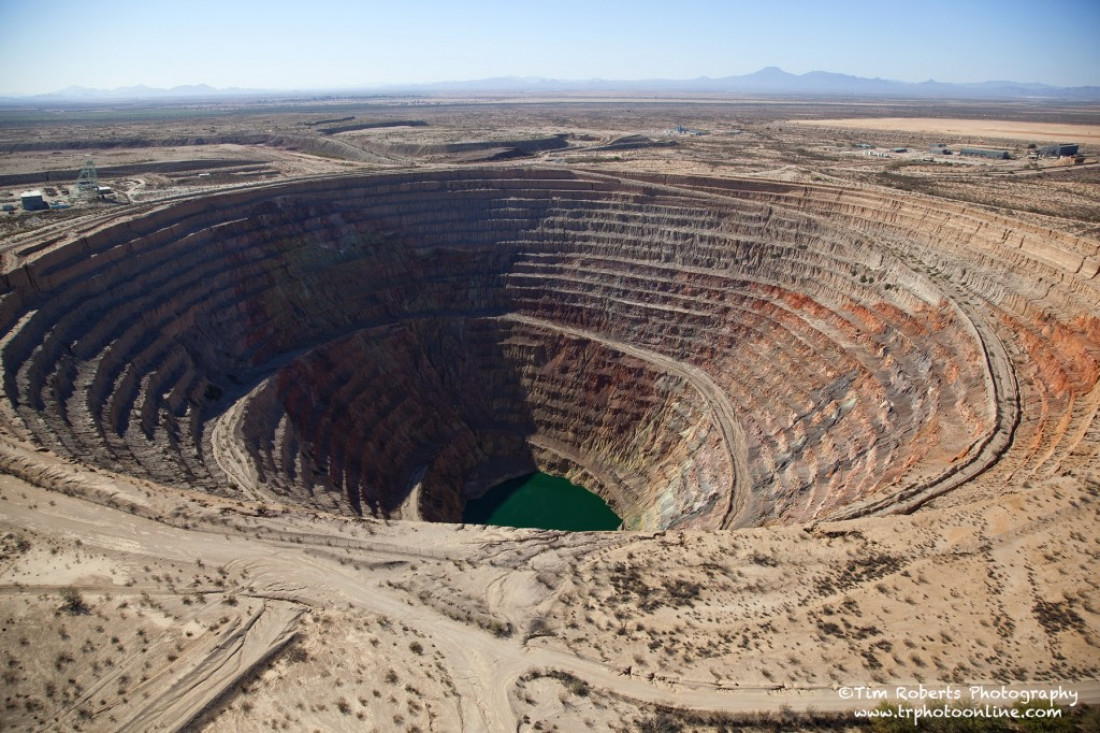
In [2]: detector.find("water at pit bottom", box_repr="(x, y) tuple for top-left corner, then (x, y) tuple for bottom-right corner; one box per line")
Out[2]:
(462, 472), (621, 531)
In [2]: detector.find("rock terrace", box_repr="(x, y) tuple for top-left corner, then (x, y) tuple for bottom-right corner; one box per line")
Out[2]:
(1, 168), (1097, 530)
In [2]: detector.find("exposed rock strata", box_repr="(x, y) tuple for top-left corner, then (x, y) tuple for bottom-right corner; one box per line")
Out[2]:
(1, 169), (1097, 529)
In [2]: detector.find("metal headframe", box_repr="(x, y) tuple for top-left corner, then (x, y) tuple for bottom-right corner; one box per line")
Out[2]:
(71, 159), (99, 201)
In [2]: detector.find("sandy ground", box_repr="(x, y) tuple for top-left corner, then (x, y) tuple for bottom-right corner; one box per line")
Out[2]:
(0, 432), (1097, 732)
(787, 117), (1100, 144)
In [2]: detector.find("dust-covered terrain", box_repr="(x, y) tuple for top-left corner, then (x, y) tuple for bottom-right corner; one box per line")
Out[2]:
(1, 96), (1098, 732)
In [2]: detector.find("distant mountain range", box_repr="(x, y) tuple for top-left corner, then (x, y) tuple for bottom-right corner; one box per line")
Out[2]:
(7, 67), (1099, 102)
(23, 83), (263, 101)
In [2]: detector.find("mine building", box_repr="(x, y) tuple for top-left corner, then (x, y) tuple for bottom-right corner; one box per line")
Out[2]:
(960, 148), (1010, 160)
(20, 190), (47, 211)
(1038, 143), (1079, 158)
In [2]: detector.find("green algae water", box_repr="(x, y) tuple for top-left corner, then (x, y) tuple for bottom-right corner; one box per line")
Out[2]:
(463, 473), (621, 531)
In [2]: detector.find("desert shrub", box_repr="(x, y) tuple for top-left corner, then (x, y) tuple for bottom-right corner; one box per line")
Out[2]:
(636, 712), (684, 732)
(60, 587), (88, 615)
(528, 617), (553, 638)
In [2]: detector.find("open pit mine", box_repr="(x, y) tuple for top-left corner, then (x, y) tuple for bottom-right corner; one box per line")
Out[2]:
(1, 167), (1098, 730)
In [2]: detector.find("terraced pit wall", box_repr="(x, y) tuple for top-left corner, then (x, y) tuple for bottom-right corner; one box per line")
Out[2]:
(1, 169), (1097, 530)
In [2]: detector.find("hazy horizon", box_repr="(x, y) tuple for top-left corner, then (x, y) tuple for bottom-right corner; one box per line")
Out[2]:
(2, 0), (1098, 97)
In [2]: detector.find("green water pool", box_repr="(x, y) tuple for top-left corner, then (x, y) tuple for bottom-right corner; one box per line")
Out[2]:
(463, 472), (621, 531)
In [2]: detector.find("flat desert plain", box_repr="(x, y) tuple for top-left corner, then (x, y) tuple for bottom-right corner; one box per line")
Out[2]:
(789, 117), (1100, 143)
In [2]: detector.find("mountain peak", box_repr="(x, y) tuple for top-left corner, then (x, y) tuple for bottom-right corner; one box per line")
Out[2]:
(752, 66), (793, 78)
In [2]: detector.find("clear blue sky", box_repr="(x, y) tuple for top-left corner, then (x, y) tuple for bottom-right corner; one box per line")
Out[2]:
(1, 0), (1097, 95)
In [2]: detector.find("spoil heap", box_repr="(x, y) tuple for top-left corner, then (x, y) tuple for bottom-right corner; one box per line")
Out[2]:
(1, 169), (1097, 529)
